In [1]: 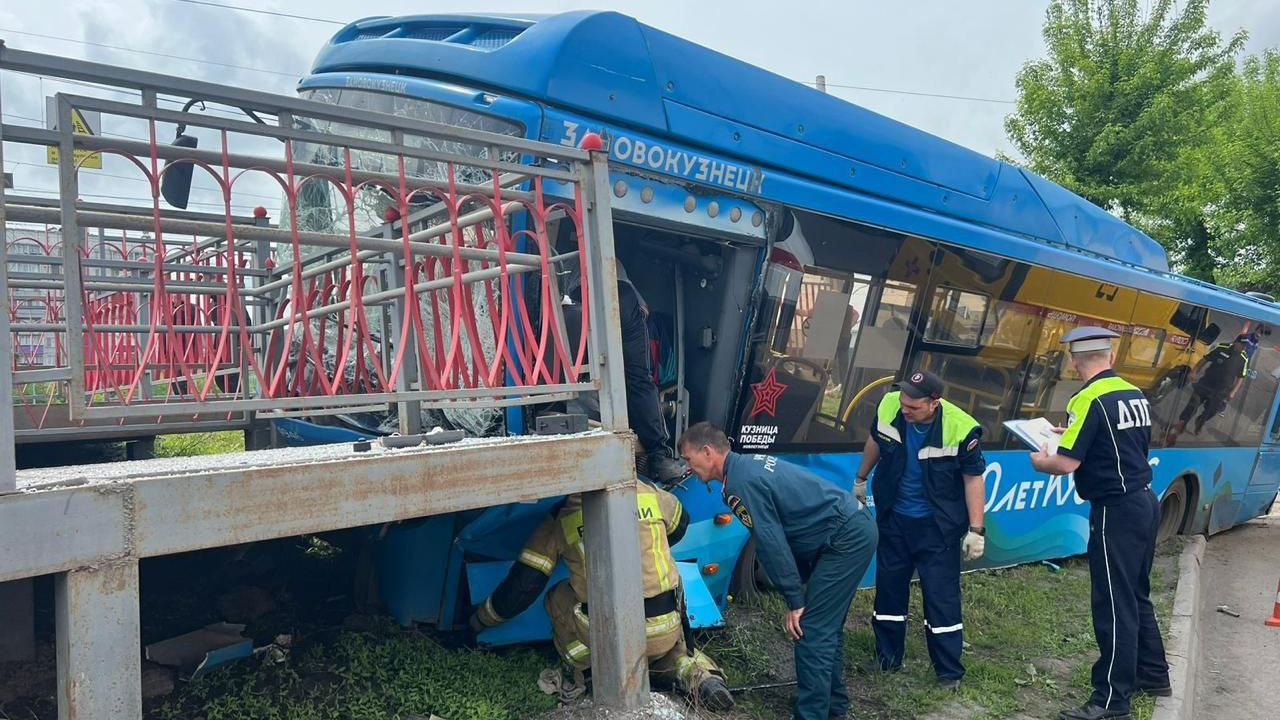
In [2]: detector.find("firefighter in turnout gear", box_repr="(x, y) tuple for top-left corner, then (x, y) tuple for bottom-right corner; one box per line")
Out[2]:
(855, 369), (988, 692)
(1031, 327), (1170, 720)
(468, 484), (733, 711)
(679, 422), (877, 720)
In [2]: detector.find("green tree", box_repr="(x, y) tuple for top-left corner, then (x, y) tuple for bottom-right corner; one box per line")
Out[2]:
(1005, 0), (1244, 279)
(1211, 50), (1280, 292)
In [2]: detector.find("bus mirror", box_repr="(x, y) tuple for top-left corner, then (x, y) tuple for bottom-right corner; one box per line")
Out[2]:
(1198, 322), (1221, 345)
(160, 134), (199, 209)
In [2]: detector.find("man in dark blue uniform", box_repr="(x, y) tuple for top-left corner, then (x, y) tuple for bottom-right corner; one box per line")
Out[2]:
(679, 422), (877, 720)
(1165, 332), (1254, 445)
(854, 370), (988, 691)
(1031, 327), (1170, 720)
(566, 260), (685, 481)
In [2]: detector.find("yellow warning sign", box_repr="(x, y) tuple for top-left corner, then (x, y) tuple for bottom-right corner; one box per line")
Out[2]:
(46, 108), (103, 170)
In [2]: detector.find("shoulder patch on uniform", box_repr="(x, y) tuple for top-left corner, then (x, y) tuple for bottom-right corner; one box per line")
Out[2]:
(726, 494), (753, 529)
(966, 438), (979, 452)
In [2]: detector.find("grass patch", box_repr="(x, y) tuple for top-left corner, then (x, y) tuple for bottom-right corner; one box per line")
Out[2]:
(709, 541), (1181, 720)
(151, 620), (559, 720)
(155, 430), (246, 458)
(119, 534), (1179, 720)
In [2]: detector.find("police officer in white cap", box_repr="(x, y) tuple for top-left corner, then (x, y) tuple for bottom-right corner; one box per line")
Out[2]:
(1030, 327), (1170, 720)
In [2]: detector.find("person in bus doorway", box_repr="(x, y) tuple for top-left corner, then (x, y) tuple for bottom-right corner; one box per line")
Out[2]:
(1165, 332), (1255, 445)
(853, 369), (988, 692)
(1030, 327), (1170, 720)
(468, 483), (734, 710)
(678, 422), (876, 720)
(565, 259), (687, 482)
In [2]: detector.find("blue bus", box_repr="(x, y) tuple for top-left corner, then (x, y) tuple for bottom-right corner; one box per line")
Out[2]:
(290, 10), (1280, 643)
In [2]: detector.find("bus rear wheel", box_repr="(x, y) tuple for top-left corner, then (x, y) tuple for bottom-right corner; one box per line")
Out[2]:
(1157, 479), (1188, 544)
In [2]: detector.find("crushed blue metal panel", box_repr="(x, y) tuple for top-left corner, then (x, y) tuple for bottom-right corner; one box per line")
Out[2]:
(144, 622), (253, 679)
(457, 498), (564, 558)
(468, 560), (723, 647)
(377, 515), (456, 626)
(667, 518), (749, 606)
(271, 418), (373, 446)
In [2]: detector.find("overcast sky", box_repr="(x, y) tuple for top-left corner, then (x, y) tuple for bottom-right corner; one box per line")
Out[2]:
(2, 0), (1278, 208)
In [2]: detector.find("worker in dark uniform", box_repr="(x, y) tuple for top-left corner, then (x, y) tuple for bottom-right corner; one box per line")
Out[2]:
(854, 370), (988, 691)
(565, 260), (686, 482)
(1030, 327), (1170, 720)
(1165, 333), (1254, 444)
(469, 483), (733, 710)
(678, 422), (877, 720)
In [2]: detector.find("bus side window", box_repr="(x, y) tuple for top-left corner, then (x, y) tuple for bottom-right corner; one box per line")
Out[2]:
(730, 210), (929, 453)
(910, 249), (1062, 447)
(919, 260), (1147, 449)
(1163, 311), (1272, 448)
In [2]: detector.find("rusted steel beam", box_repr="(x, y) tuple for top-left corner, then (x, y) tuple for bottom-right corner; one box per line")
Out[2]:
(55, 561), (142, 720)
(0, 431), (634, 583)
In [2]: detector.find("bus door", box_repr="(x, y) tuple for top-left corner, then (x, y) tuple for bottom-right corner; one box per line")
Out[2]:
(1247, 323), (1280, 518)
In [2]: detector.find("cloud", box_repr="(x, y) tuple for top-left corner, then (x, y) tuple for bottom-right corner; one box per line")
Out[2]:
(5, 0), (1276, 201)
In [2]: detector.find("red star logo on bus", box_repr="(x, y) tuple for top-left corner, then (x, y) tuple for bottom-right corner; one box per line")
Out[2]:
(748, 367), (788, 418)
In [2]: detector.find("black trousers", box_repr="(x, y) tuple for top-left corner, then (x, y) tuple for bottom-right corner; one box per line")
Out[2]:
(1177, 388), (1227, 433)
(618, 283), (667, 454)
(1087, 488), (1170, 712)
(872, 511), (965, 680)
(793, 508), (877, 720)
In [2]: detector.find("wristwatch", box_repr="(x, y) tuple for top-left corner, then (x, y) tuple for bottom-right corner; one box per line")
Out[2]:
(968, 525), (986, 536)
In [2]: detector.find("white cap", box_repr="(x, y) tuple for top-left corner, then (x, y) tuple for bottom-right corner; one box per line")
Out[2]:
(1060, 326), (1120, 353)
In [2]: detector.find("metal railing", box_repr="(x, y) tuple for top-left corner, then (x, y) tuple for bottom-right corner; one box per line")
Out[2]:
(1, 47), (614, 433)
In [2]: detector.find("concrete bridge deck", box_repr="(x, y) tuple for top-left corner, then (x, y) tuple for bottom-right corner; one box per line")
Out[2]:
(0, 430), (642, 719)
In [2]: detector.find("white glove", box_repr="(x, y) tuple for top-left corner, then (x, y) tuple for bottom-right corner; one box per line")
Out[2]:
(853, 477), (868, 504)
(962, 531), (985, 561)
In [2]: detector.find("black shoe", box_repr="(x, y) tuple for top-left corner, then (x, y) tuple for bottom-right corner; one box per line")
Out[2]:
(858, 658), (902, 674)
(937, 677), (961, 692)
(1137, 683), (1173, 697)
(696, 676), (735, 711)
(1058, 703), (1130, 720)
(647, 452), (690, 484)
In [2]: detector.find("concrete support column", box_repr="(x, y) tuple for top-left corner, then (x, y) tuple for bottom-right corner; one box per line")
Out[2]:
(582, 483), (649, 709)
(55, 561), (141, 720)
(0, 578), (36, 662)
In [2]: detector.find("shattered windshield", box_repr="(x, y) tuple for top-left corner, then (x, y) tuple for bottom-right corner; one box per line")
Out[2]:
(282, 88), (523, 248)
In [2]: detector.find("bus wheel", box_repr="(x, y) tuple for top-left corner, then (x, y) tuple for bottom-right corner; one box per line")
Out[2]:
(1157, 479), (1188, 544)
(730, 538), (773, 602)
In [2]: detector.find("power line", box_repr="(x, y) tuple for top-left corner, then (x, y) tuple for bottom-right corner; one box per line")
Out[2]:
(2, 22), (1013, 108)
(802, 80), (1016, 105)
(14, 185), (261, 212)
(8, 70), (251, 121)
(2, 111), (45, 125)
(5, 161), (282, 202)
(0, 27), (303, 79)
(5, 110), (173, 144)
(174, 0), (345, 25)
(154, 3), (1016, 108)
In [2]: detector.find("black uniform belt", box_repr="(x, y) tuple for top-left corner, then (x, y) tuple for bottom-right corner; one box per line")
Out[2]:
(582, 588), (677, 619)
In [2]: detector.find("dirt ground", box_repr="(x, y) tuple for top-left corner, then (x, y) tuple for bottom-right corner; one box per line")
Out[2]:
(0, 533), (1187, 720)
(1194, 508), (1280, 719)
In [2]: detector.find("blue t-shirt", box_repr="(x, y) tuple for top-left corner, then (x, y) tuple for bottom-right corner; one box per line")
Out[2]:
(895, 421), (934, 518)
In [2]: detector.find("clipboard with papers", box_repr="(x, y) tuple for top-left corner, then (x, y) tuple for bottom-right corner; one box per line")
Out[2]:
(1002, 417), (1061, 455)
